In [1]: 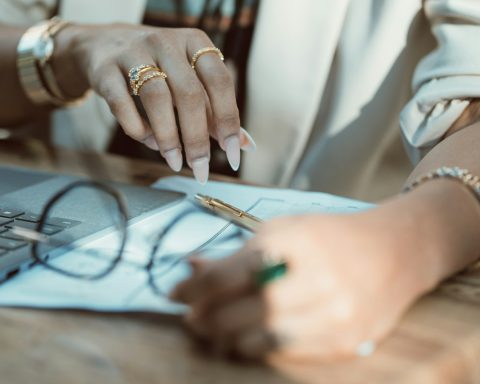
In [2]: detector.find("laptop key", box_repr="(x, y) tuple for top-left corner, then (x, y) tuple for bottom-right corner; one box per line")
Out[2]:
(44, 217), (81, 229)
(16, 213), (79, 229)
(0, 218), (13, 226)
(6, 220), (63, 235)
(1, 231), (26, 241)
(0, 249), (8, 256)
(17, 213), (42, 223)
(0, 237), (27, 250)
(0, 208), (24, 218)
(39, 226), (63, 235)
(0, 227), (7, 234)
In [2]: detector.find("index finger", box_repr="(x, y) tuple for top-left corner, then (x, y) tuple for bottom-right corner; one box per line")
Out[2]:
(170, 249), (262, 305)
(187, 37), (241, 171)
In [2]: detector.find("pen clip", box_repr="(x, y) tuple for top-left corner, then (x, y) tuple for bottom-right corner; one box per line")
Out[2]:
(194, 194), (262, 232)
(195, 194), (244, 217)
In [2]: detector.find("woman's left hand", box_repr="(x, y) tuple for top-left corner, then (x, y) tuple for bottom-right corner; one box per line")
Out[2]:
(170, 204), (438, 361)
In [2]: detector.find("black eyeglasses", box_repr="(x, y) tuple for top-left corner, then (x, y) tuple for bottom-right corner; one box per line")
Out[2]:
(12, 180), (248, 298)
(145, 206), (246, 296)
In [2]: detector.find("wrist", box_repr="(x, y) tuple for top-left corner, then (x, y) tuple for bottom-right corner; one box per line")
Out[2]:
(51, 23), (90, 99)
(382, 178), (480, 293)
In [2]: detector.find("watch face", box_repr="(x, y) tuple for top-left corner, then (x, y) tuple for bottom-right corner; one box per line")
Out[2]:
(33, 36), (54, 61)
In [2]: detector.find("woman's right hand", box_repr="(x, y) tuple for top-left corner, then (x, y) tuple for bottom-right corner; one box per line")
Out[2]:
(52, 23), (256, 182)
(171, 203), (438, 361)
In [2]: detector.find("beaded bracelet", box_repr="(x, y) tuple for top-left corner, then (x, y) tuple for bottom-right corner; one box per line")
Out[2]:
(403, 166), (480, 272)
(403, 167), (480, 201)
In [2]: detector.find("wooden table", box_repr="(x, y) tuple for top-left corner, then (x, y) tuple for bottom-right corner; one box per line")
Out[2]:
(0, 138), (479, 384)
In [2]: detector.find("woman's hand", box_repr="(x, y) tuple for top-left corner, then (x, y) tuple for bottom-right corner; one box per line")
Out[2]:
(170, 203), (440, 361)
(52, 23), (255, 182)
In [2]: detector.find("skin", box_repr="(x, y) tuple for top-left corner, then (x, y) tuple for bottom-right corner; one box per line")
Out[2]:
(0, 23), (256, 182)
(171, 108), (480, 361)
(2, 21), (480, 362)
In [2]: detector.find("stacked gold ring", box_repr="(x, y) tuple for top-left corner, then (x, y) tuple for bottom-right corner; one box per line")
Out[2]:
(128, 64), (167, 96)
(190, 47), (224, 69)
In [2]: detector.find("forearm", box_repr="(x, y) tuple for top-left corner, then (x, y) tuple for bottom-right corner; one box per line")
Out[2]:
(0, 24), (49, 126)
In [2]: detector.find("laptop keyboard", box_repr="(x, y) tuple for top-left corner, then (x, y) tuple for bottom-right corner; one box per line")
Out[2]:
(0, 207), (81, 258)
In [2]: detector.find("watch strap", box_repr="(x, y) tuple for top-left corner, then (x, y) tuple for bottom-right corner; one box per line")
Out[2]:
(17, 21), (58, 105)
(17, 17), (86, 107)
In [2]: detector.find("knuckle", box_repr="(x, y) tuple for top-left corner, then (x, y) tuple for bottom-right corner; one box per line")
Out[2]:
(143, 29), (178, 56)
(105, 94), (128, 116)
(183, 134), (209, 150)
(143, 30), (163, 47)
(93, 79), (109, 97)
(90, 64), (115, 91)
(125, 127), (147, 142)
(91, 62), (111, 79)
(209, 71), (233, 90)
(184, 27), (209, 42)
(176, 82), (205, 107)
(216, 113), (240, 133)
(155, 132), (180, 150)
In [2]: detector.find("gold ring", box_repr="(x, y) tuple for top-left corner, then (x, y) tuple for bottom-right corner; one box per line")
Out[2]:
(128, 64), (167, 95)
(128, 64), (157, 83)
(132, 71), (167, 96)
(190, 47), (224, 69)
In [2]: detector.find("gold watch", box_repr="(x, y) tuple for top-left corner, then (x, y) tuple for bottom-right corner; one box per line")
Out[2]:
(17, 17), (87, 107)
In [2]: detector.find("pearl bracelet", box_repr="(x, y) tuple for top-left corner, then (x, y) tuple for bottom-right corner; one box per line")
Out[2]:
(403, 167), (480, 202)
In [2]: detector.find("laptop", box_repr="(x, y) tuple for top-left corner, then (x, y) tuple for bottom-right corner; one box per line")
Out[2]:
(0, 165), (185, 281)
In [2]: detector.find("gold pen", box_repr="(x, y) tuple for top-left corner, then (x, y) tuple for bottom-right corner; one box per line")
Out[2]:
(194, 194), (263, 232)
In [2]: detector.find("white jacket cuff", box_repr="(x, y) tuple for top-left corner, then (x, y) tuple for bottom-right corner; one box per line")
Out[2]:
(400, 76), (480, 163)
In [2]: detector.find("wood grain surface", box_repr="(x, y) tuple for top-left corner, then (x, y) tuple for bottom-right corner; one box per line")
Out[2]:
(0, 138), (478, 384)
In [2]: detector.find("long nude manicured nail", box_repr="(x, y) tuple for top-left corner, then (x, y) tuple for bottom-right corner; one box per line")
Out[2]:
(192, 157), (209, 185)
(164, 148), (183, 172)
(224, 135), (241, 171)
(143, 136), (159, 150)
(240, 128), (257, 152)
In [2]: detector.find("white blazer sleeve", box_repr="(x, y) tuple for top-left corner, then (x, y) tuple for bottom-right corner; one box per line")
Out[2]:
(0, 0), (56, 25)
(400, 0), (480, 163)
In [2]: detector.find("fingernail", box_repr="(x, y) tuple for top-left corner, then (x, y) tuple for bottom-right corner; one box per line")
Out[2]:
(192, 157), (209, 185)
(240, 128), (257, 152)
(164, 148), (183, 172)
(224, 135), (241, 171)
(143, 135), (159, 150)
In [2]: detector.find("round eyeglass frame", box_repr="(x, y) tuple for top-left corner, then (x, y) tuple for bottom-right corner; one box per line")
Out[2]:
(30, 180), (129, 280)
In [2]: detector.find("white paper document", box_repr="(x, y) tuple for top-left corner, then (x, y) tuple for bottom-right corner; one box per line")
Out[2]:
(0, 176), (372, 314)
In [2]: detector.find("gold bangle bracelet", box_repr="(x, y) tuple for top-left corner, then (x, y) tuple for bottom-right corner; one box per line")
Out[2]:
(17, 21), (60, 105)
(38, 18), (72, 102)
(17, 17), (88, 107)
